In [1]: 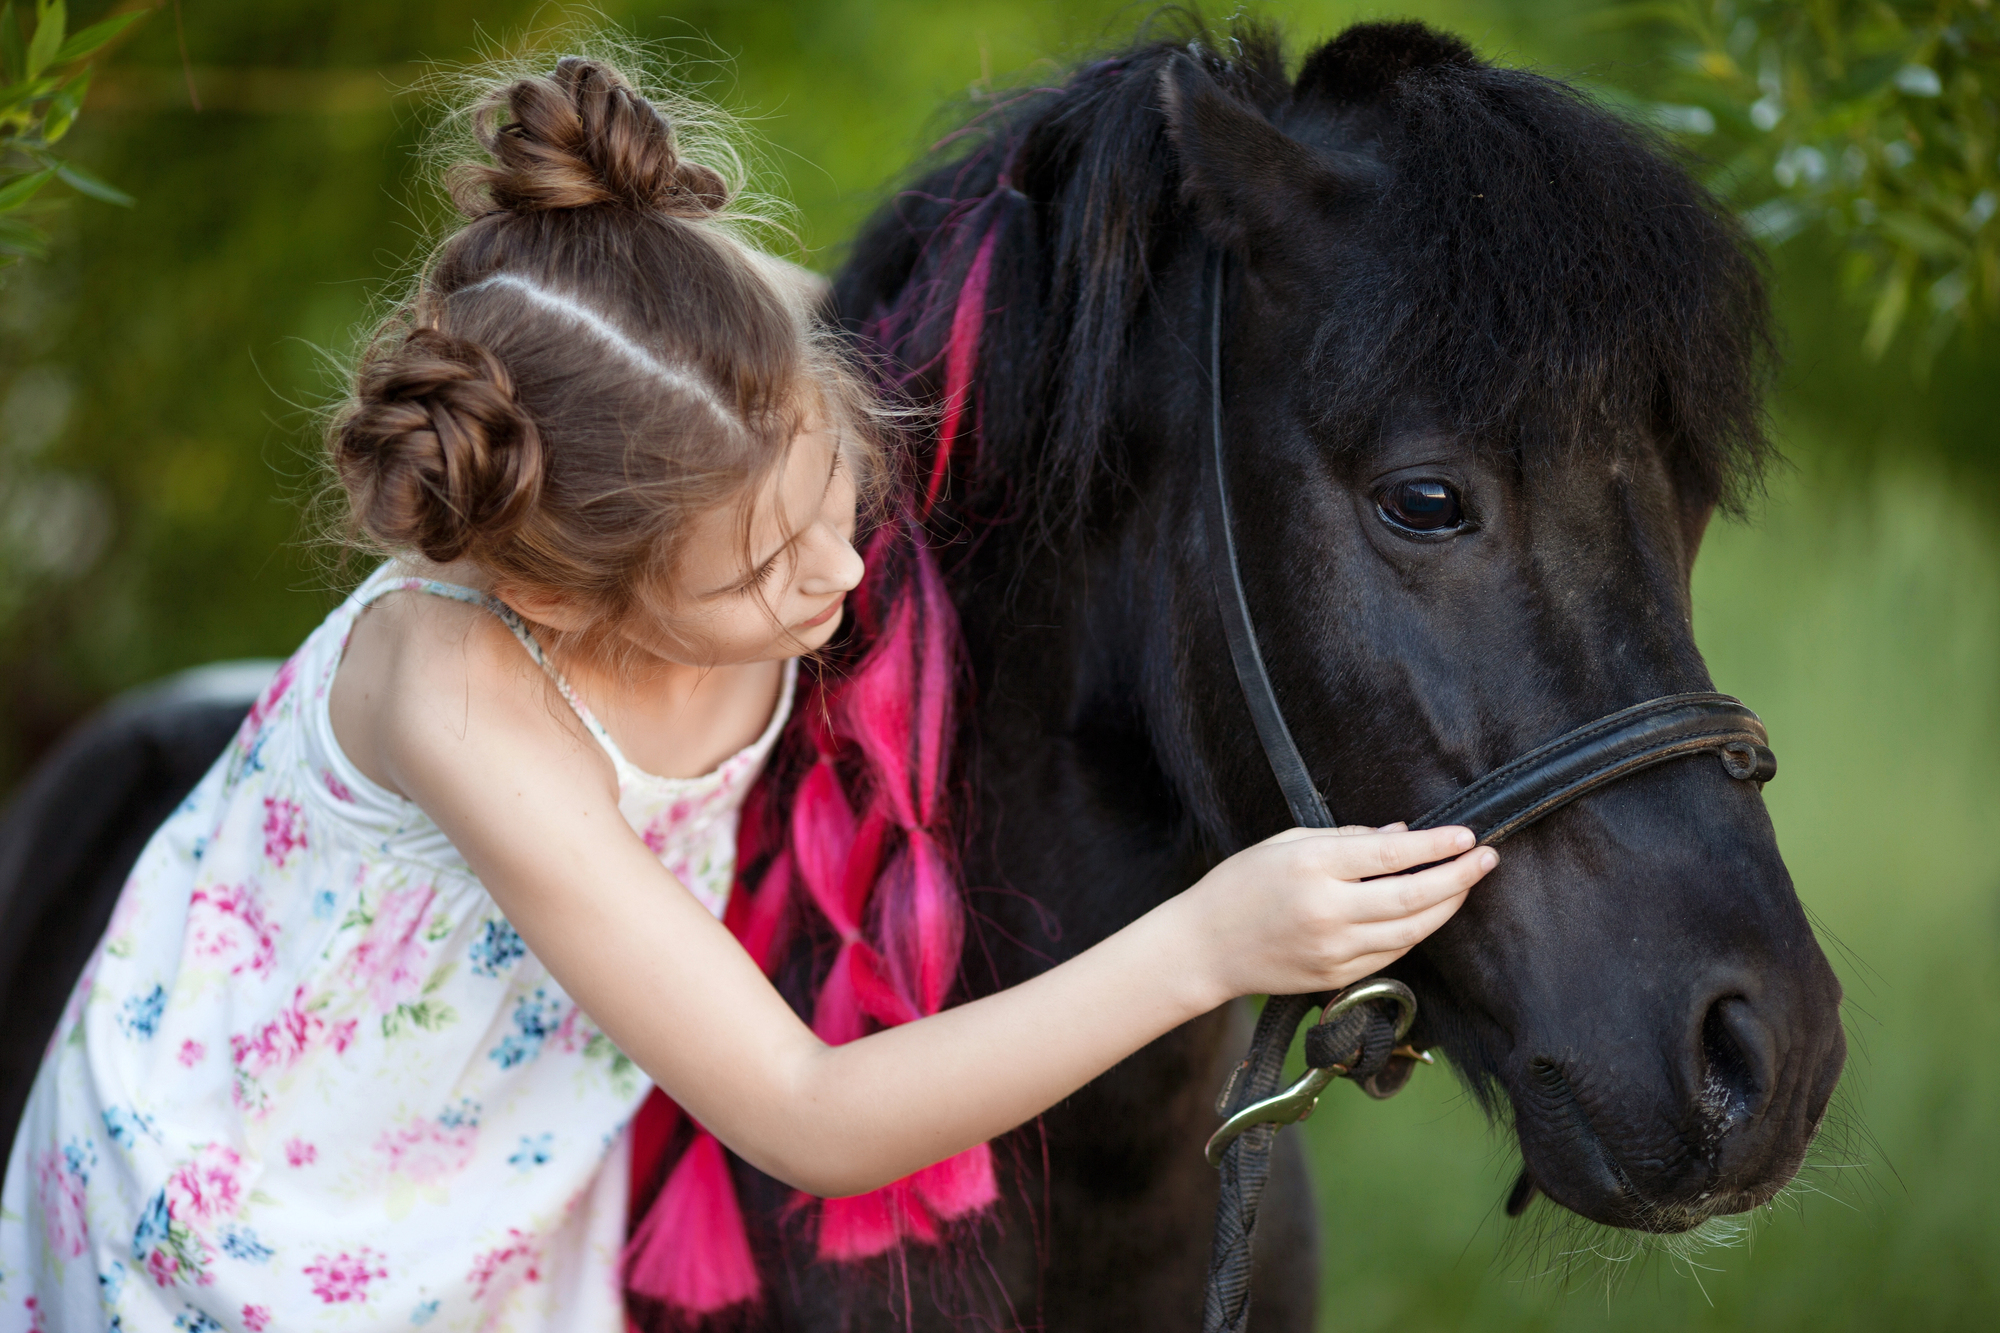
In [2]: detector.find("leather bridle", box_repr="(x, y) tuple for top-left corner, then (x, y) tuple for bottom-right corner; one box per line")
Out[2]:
(1191, 249), (1777, 1333)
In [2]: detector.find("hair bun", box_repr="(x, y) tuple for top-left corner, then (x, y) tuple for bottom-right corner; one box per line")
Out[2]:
(461, 56), (730, 218)
(334, 327), (545, 563)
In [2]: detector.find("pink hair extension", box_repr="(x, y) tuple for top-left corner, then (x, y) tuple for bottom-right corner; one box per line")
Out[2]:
(625, 1129), (761, 1314)
(923, 223), (1000, 517)
(622, 530), (996, 1322)
(624, 188), (1013, 1329)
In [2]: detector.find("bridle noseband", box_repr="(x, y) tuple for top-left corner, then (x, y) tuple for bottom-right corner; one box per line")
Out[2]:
(1192, 249), (1776, 1333)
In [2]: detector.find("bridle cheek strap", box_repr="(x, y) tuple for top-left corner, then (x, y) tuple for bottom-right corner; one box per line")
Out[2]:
(1197, 249), (1336, 830)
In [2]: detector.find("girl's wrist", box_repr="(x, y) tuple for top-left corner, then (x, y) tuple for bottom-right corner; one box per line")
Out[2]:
(1142, 878), (1237, 1017)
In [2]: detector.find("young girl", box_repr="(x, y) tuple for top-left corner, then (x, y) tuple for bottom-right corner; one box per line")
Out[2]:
(0, 56), (1495, 1332)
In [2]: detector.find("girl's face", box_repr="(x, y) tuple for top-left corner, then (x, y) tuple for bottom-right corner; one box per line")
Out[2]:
(643, 421), (865, 667)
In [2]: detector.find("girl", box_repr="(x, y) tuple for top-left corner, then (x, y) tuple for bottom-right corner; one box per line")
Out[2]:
(0, 56), (1494, 1332)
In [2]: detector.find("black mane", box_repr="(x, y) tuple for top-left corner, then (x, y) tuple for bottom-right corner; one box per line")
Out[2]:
(836, 15), (1775, 534)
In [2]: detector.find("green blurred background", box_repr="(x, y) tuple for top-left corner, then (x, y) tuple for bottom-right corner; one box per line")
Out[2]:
(2, 1), (1995, 1328)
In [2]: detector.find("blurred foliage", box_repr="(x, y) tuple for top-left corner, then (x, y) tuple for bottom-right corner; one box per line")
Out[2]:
(0, 0), (143, 264)
(1605, 0), (2000, 363)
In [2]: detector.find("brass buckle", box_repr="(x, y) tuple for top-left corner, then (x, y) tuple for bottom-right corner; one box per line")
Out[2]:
(1203, 978), (1422, 1167)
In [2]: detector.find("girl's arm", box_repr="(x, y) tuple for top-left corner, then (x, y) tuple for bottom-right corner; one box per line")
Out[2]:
(381, 610), (1493, 1199)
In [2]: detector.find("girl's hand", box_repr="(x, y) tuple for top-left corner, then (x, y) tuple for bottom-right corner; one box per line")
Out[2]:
(1178, 823), (1495, 1002)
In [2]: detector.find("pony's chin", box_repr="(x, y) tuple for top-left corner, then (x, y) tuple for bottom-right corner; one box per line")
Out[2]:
(1526, 1155), (1799, 1233)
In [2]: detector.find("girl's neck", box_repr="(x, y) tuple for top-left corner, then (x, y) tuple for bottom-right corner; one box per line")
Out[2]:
(557, 646), (786, 782)
(402, 556), (788, 781)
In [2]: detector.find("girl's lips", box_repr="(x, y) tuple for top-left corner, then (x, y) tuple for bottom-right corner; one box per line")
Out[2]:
(798, 597), (844, 630)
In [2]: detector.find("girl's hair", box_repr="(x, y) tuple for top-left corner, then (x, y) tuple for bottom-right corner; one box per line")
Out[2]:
(329, 55), (886, 639)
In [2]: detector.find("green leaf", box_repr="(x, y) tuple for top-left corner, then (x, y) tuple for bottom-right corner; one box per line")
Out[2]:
(0, 72), (58, 114)
(54, 159), (130, 206)
(0, 212), (48, 257)
(52, 9), (140, 66)
(24, 0), (63, 80)
(0, 4), (22, 85)
(1863, 259), (1913, 358)
(41, 63), (84, 141)
(0, 164), (55, 213)
(1877, 209), (1965, 259)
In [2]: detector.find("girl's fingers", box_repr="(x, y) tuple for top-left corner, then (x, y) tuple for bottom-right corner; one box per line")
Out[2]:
(1306, 825), (1477, 879)
(1261, 823), (1376, 846)
(1346, 848), (1497, 922)
(1345, 887), (1475, 956)
(1262, 820), (1419, 847)
(1339, 948), (1416, 978)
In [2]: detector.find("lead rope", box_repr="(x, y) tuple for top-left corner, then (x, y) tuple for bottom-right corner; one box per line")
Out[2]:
(1195, 248), (1418, 1333)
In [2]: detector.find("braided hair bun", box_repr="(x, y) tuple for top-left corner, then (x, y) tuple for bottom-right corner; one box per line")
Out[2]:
(333, 326), (544, 564)
(456, 56), (730, 217)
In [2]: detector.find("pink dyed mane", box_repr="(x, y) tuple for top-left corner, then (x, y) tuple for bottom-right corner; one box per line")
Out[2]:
(622, 203), (1009, 1326)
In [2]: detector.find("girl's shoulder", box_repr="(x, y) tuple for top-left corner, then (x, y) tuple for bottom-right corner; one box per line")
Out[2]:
(328, 579), (615, 807)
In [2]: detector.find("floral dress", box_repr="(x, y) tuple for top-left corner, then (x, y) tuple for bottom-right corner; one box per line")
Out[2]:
(0, 565), (796, 1333)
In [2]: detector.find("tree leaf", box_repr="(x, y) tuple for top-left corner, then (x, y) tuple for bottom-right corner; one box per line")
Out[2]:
(54, 159), (130, 206)
(1878, 209), (1965, 260)
(0, 212), (48, 257)
(42, 63), (84, 142)
(0, 4), (22, 86)
(1863, 260), (1913, 359)
(52, 9), (141, 66)
(0, 164), (55, 212)
(24, 0), (63, 81)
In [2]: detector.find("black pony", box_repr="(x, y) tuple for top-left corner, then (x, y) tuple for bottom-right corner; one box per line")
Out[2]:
(0, 18), (1846, 1331)
(773, 15), (1840, 1328)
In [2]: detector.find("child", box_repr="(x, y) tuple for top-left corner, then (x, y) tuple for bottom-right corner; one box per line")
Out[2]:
(0, 56), (1494, 1331)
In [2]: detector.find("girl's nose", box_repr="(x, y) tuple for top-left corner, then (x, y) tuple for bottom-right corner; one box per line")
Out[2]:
(798, 526), (865, 598)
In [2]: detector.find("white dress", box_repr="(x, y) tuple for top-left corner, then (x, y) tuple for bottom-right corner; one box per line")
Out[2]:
(0, 565), (795, 1332)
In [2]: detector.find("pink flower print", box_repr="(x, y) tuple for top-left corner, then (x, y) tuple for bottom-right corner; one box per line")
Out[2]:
(303, 1248), (388, 1305)
(323, 770), (355, 803)
(146, 1247), (179, 1287)
(242, 1306), (271, 1331)
(177, 1039), (206, 1067)
(465, 1229), (542, 1304)
(241, 658), (297, 737)
(231, 988), (317, 1079)
(229, 987), (354, 1112)
(642, 798), (699, 855)
(373, 1101), (480, 1187)
(188, 881), (280, 979)
(23, 1296), (43, 1333)
(261, 797), (308, 868)
(31, 1148), (88, 1260)
(343, 883), (439, 1012)
(166, 1144), (245, 1227)
(285, 1138), (318, 1168)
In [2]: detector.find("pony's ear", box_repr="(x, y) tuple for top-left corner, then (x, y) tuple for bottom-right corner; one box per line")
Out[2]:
(1159, 52), (1378, 262)
(1292, 21), (1479, 105)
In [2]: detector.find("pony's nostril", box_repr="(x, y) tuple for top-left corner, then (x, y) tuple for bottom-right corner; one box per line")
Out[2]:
(1698, 996), (1769, 1132)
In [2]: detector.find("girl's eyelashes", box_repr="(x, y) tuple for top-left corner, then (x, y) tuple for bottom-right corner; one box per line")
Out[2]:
(737, 547), (788, 596)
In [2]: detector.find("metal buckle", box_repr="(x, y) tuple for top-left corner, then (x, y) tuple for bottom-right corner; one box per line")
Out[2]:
(1203, 978), (1421, 1167)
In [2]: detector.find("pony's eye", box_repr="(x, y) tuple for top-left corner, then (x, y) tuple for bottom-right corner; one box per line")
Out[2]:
(1376, 479), (1465, 534)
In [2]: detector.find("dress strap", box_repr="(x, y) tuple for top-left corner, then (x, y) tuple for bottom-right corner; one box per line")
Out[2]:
(353, 565), (637, 774)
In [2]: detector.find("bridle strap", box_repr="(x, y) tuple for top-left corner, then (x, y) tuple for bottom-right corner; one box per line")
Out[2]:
(1198, 249), (1336, 830)
(1412, 692), (1775, 844)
